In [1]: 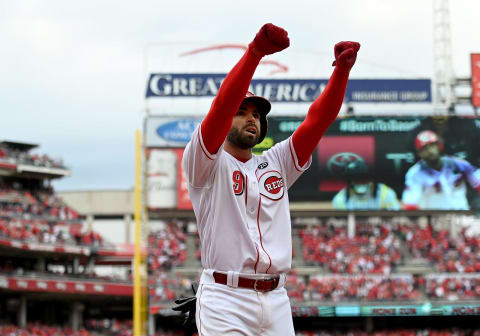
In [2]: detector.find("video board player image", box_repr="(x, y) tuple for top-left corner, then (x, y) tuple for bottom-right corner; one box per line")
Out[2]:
(268, 116), (480, 211)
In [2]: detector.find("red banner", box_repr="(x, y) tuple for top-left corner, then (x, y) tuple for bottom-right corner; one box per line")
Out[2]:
(472, 54), (480, 107)
(1, 276), (132, 296)
(173, 148), (193, 210)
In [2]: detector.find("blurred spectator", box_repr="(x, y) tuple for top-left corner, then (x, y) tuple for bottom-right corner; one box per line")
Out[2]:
(399, 217), (480, 273)
(0, 143), (66, 169)
(0, 216), (105, 248)
(332, 160), (400, 210)
(299, 221), (402, 274)
(147, 271), (424, 305)
(0, 187), (79, 221)
(149, 271), (195, 303)
(285, 270), (307, 302)
(0, 323), (90, 336)
(425, 274), (480, 300)
(305, 274), (420, 302)
(0, 180), (108, 249)
(87, 319), (136, 336)
(148, 220), (188, 272)
(295, 329), (480, 336)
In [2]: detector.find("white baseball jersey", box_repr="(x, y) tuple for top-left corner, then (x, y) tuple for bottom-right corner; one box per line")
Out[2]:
(402, 156), (480, 210)
(183, 124), (311, 275)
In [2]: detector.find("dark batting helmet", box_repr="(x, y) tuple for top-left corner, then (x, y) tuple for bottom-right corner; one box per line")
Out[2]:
(342, 159), (369, 180)
(340, 159), (377, 200)
(242, 91), (271, 144)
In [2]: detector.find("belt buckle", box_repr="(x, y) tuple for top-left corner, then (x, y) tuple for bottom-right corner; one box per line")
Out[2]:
(253, 278), (273, 292)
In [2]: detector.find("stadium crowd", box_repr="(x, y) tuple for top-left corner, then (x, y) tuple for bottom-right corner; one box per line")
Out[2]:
(87, 319), (185, 336)
(148, 221), (188, 272)
(295, 330), (480, 336)
(149, 271), (194, 303)
(142, 215), (480, 304)
(0, 323), (90, 336)
(0, 321), (185, 336)
(299, 221), (403, 274)
(298, 216), (480, 275)
(2, 183), (480, 334)
(303, 274), (420, 302)
(0, 144), (65, 169)
(1, 323), (478, 335)
(0, 182), (108, 248)
(399, 219), (480, 273)
(147, 270), (480, 303)
(425, 274), (480, 300)
(0, 185), (80, 221)
(281, 272), (422, 303)
(0, 217), (104, 248)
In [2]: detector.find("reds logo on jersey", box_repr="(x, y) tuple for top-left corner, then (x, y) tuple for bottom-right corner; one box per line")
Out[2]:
(258, 170), (284, 200)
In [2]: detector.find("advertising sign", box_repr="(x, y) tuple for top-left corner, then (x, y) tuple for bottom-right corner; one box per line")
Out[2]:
(173, 148), (193, 210)
(290, 304), (480, 317)
(146, 74), (432, 103)
(145, 115), (480, 210)
(146, 149), (177, 208)
(145, 117), (201, 147)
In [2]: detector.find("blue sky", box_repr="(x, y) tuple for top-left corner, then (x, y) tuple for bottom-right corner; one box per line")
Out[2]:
(1, 0), (479, 191)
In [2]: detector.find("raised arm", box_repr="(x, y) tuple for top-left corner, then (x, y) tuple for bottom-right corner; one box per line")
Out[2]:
(292, 41), (360, 167)
(201, 23), (290, 154)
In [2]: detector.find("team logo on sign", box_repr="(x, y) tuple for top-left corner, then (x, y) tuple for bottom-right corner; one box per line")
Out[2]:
(327, 152), (365, 175)
(258, 170), (284, 200)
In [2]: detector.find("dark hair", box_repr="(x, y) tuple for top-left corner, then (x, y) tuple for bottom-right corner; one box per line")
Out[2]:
(343, 160), (369, 179)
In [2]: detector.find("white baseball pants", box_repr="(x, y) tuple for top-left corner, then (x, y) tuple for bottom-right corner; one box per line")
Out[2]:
(195, 270), (294, 336)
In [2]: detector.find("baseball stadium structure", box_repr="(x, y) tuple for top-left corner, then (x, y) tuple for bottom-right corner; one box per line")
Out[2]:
(2, 138), (480, 335)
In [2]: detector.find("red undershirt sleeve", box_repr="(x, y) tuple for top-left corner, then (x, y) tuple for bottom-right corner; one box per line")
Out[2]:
(292, 67), (350, 167)
(201, 48), (262, 155)
(404, 204), (420, 210)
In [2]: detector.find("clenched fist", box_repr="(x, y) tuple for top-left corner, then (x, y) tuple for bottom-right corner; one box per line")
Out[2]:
(248, 23), (290, 57)
(332, 41), (360, 71)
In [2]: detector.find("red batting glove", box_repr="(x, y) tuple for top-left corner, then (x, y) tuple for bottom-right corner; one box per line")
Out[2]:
(332, 41), (361, 71)
(248, 23), (290, 57)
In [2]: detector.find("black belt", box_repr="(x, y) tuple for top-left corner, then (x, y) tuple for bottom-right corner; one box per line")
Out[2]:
(213, 272), (280, 292)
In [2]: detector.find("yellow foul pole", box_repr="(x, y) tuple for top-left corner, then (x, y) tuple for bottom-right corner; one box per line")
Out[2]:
(134, 130), (147, 336)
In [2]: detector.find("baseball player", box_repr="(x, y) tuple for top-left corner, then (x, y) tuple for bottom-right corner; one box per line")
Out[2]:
(182, 23), (360, 335)
(332, 160), (400, 210)
(402, 130), (480, 210)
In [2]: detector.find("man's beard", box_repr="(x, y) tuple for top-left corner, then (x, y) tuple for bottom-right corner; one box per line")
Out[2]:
(227, 126), (259, 149)
(424, 156), (442, 170)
